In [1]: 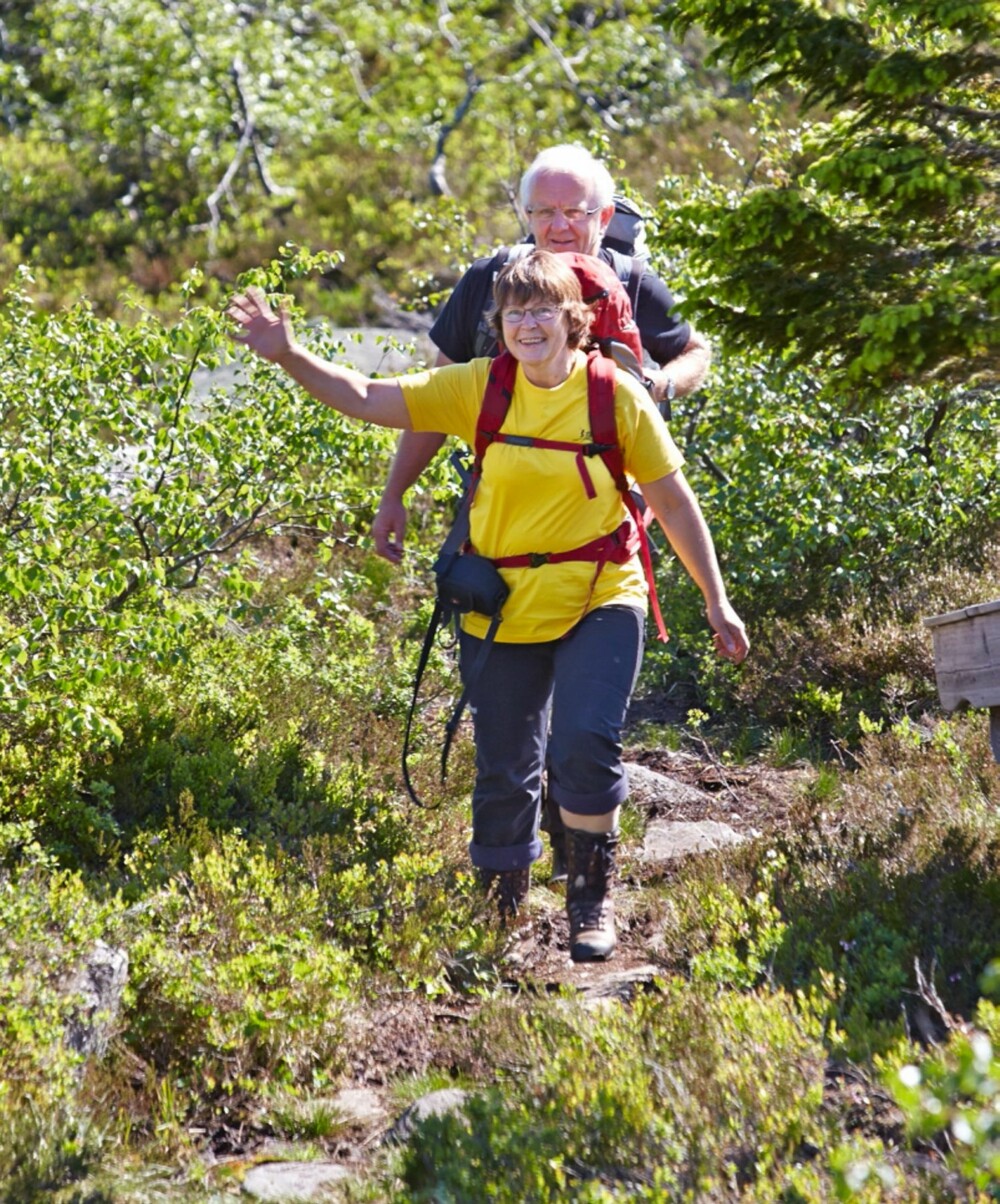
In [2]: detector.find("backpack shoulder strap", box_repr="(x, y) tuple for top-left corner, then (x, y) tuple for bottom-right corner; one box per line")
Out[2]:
(602, 247), (644, 314)
(586, 351), (624, 485)
(470, 249), (512, 359)
(625, 256), (645, 314)
(584, 352), (669, 643)
(476, 350), (518, 462)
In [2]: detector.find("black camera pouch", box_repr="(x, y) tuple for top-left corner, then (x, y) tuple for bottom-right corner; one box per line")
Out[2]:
(433, 549), (509, 618)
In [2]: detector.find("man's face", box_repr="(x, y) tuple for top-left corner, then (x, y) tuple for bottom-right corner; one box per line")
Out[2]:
(525, 170), (614, 256)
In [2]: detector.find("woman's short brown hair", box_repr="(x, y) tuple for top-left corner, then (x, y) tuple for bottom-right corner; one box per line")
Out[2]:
(487, 249), (591, 351)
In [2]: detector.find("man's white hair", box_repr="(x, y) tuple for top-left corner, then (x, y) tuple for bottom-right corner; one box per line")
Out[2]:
(519, 145), (616, 210)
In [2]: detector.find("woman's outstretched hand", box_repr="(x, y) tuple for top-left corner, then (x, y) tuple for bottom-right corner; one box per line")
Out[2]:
(227, 285), (296, 364)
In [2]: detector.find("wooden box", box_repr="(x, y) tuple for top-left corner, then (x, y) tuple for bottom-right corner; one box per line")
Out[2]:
(924, 599), (1000, 761)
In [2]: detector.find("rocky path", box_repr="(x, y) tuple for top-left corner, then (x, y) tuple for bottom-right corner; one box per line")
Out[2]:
(202, 753), (834, 1200)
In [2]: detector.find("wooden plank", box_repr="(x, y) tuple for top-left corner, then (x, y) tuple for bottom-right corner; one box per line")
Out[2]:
(924, 598), (1000, 628)
(924, 601), (1000, 709)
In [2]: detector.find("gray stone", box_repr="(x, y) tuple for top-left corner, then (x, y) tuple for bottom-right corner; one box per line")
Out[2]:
(322, 326), (435, 376)
(193, 324), (434, 403)
(384, 1087), (469, 1145)
(641, 819), (747, 863)
(242, 1161), (350, 1201)
(61, 940), (128, 1058)
(625, 761), (715, 811)
(327, 1086), (386, 1126)
(578, 964), (664, 1004)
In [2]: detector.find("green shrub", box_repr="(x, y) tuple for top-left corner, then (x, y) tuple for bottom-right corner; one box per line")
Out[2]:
(123, 827), (359, 1105)
(0, 1102), (107, 1204)
(0, 830), (121, 1107)
(323, 851), (497, 993)
(400, 984), (827, 1201)
(886, 966), (1000, 1199)
(766, 719), (1000, 1053)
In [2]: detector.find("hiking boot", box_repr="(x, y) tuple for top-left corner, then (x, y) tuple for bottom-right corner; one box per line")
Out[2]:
(565, 828), (618, 962)
(478, 867), (531, 921)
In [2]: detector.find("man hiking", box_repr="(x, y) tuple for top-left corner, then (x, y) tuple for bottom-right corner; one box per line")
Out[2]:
(371, 143), (711, 565)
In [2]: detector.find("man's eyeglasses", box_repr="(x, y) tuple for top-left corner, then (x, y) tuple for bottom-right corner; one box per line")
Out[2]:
(525, 205), (601, 223)
(502, 305), (560, 324)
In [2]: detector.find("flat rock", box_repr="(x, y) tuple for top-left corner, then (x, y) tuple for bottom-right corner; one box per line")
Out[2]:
(327, 1086), (386, 1126)
(242, 1161), (349, 1201)
(578, 964), (663, 1003)
(328, 326), (434, 375)
(626, 761), (715, 811)
(641, 818), (747, 863)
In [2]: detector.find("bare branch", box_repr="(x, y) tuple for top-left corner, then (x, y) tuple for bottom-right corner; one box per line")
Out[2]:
(107, 571), (142, 612)
(192, 58), (296, 250)
(428, 0), (483, 197)
(905, 958), (957, 1047)
(131, 514), (152, 561)
(321, 20), (376, 109)
(229, 57), (295, 201)
(517, 5), (623, 132)
(430, 80), (482, 197)
(199, 58), (255, 253)
(917, 397), (951, 463)
(699, 451), (732, 487)
(927, 96), (1000, 126)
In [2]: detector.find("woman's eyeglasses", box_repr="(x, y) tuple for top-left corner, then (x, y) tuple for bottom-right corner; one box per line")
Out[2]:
(502, 305), (560, 324)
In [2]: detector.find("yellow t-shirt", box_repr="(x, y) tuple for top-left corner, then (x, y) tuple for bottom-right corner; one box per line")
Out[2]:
(400, 352), (684, 643)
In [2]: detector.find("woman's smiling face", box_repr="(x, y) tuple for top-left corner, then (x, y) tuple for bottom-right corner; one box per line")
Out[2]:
(500, 299), (569, 371)
(488, 250), (592, 383)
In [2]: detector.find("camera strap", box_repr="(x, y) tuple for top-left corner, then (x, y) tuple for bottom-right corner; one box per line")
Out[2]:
(402, 489), (506, 809)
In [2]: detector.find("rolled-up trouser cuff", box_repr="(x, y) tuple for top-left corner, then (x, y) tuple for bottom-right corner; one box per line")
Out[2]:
(549, 770), (628, 817)
(469, 837), (543, 871)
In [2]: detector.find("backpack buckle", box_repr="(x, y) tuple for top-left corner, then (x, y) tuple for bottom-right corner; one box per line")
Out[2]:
(529, 552), (550, 568)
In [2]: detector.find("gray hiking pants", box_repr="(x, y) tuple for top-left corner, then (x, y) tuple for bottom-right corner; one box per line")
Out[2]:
(458, 604), (645, 872)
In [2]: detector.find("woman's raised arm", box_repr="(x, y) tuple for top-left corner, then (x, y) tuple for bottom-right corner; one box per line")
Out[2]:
(227, 286), (412, 430)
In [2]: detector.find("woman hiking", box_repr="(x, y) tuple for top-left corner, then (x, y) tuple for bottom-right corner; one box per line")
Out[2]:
(227, 250), (748, 963)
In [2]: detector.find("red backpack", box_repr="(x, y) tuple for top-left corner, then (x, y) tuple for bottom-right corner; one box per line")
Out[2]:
(470, 348), (668, 643)
(558, 252), (646, 381)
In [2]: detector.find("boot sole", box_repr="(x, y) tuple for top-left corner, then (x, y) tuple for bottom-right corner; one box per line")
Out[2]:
(570, 941), (617, 963)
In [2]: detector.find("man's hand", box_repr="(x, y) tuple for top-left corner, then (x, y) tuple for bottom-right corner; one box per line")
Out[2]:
(650, 329), (712, 405)
(372, 495), (407, 564)
(370, 429), (448, 563)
